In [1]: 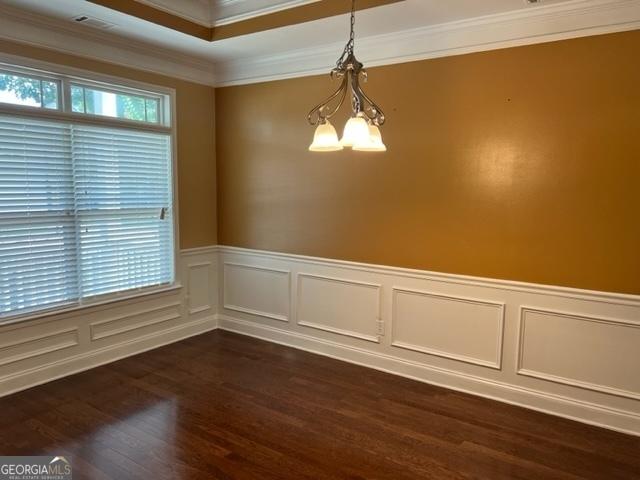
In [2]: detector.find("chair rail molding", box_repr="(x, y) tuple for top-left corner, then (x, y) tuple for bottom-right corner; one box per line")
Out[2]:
(216, 245), (640, 436)
(1, 243), (639, 437)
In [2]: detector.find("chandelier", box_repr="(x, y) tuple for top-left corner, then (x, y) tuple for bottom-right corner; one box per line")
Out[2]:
(307, 0), (386, 152)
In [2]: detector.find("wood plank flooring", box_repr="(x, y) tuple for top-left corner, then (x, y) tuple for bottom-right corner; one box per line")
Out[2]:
(0, 330), (638, 479)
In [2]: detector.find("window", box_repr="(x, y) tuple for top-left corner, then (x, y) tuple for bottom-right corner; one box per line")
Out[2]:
(0, 71), (59, 109)
(70, 84), (161, 124)
(0, 62), (174, 319)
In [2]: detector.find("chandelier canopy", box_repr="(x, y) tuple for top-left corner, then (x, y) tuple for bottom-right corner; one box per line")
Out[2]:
(308, 0), (386, 152)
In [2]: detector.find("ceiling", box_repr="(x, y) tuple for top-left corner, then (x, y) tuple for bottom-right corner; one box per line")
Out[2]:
(0, 0), (639, 86)
(144, 0), (329, 27)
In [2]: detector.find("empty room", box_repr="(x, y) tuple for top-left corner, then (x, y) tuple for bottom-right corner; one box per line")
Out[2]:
(0, 0), (639, 478)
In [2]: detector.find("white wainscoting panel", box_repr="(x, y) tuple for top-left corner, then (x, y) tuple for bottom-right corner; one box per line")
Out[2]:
(391, 288), (504, 369)
(0, 328), (79, 369)
(188, 261), (214, 315)
(223, 262), (290, 322)
(0, 246), (218, 397)
(2, 244), (639, 437)
(517, 307), (640, 400)
(297, 273), (381, 343)
(217, 245), (640, 436)
(90, 302), (183, 342)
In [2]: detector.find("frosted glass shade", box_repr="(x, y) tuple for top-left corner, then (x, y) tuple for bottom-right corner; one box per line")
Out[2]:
(309, 121), (343, 152)
(353, 124), (387, 152)
(340, 115), (370, 147)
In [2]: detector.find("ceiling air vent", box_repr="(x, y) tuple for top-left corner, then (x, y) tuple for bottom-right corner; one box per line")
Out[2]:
(72, 15), (116, 30)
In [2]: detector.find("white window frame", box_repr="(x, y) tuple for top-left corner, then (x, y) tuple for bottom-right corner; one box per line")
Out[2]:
(0, 53), (181, 325)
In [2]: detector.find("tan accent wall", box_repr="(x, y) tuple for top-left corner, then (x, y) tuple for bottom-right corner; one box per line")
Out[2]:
(0, 39), (217, 249)
(216, 31), (640, 295)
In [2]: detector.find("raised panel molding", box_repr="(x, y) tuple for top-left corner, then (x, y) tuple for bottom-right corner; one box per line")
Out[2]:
(0, 328), (79, 368)
(216, 245), (640, 436)
(90, 302), (183, 341)
(296, 273), (382, 343)
(0, 248), (218, 398)
(391, 288), (504, 369)
(1, 244), (639, 436)
(517, 307), (640, 401)
(223, 263), (291, 322)
(187, 262), (213, 315)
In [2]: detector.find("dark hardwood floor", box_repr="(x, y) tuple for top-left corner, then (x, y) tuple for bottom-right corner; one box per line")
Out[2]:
(0, 330), (638, 479)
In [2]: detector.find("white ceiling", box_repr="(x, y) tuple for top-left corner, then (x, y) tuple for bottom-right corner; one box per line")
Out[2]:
(0, 0), (638, 86)
(134, 0), (321, 27)
(0, 0), (573, 62)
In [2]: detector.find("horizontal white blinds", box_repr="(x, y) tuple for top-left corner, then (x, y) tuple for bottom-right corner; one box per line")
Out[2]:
(72, 125), (173, 297)
(0, 117), (78, 314)
(0, 115), (174, 318)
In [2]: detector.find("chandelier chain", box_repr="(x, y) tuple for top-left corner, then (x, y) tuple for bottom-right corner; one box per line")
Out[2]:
(309, 0), (385, 129)
(336, 0), (357, 68)
(349, 0), (356, 53)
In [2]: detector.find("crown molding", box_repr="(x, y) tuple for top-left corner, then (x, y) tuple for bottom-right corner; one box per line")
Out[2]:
(0, 0), (637, 88)
(135, 0), (214, 27)
(0, 5), (216, 86)
(213, 0), (320, 27)
(129, 0), (321, 28)
(213, 0), (640, 87)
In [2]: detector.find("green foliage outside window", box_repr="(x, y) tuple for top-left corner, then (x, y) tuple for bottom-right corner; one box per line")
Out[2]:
(1, 72), (159, 122)
(0, 73), (58, 108)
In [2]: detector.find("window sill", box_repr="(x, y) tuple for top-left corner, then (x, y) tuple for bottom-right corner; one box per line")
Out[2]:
(0, 284), (183, 328)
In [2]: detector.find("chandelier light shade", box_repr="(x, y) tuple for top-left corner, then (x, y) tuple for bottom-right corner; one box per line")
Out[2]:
(354, 123), (387, 152)
(309, 120), (343, 151)
(340, 113), (370, 148)
(307, 0), (386, 153)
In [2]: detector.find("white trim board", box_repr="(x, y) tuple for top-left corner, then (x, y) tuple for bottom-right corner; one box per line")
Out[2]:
(0, 4), (216, 86)
(1, 244), (638, 436)
(213, 0), (640, 86)
(217, 245), (640, 436)
(0, 0), (639, 87)
(217, 245), (640, 306)
(134, 0), (320, 28)
(213, 0), (321, 27)
(0, 248), (219, 398)
(0, 316), (217, 399)
(217, 314), (640, 437)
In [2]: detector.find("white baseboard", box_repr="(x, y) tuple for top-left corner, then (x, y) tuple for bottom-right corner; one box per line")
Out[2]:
(0, 316), (218, 397)
(216, 245), (640, 436)
(0, 246), (219, 399)
(218, 314), (640, 436)
(1, 243), (638, 437)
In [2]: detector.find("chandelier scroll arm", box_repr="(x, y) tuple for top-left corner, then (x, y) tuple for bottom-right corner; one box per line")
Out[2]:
(307, 74), (349, 126)
(355, 81), (386, 126)
(306, 0), (387, 152)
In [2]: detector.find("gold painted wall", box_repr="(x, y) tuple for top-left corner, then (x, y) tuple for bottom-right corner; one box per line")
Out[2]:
(0, 39), (217, 249)
(216, 31), (640, 295)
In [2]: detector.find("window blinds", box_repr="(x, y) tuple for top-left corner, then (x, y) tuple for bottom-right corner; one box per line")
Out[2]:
(0, 117), (78, 314)
(72, 125), (173, 297)
(0, 115), (174, 317)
